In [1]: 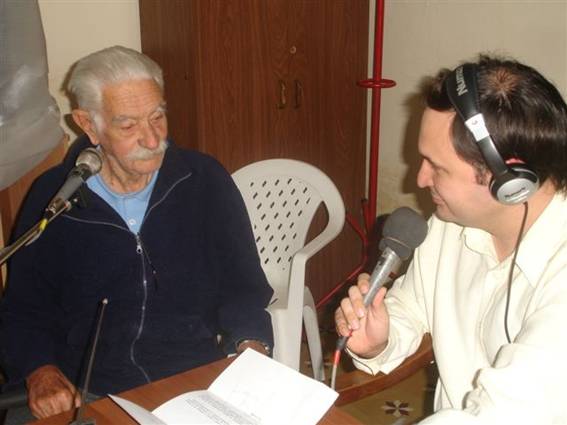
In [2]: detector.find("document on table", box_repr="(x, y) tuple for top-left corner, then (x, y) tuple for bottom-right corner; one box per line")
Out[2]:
(110, 348), (338, 425)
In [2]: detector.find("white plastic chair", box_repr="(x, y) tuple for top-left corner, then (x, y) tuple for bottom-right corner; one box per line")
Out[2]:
(232, 159), (345, 381)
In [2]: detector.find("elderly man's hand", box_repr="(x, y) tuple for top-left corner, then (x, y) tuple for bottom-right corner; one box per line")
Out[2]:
(236, 340), (269, 356)
(26, 364), (80, 419)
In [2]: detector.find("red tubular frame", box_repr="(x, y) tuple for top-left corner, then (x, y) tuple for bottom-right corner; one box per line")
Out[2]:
(316, 0), (395, 309)
(359, 0), (396, 234)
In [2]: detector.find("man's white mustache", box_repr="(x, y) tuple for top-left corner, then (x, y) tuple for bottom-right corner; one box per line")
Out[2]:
(127, 140), (168, 160)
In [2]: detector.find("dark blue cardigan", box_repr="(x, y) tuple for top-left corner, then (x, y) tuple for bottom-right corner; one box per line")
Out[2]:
(0, 137), (273, 394)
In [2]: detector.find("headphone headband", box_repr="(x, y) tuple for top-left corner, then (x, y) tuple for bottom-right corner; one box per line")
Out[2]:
(444, 64), (539, 204)
(445, 64), (509, 178)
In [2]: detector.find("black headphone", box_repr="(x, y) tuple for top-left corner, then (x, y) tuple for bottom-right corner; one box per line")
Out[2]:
(444, 64), (539, 205)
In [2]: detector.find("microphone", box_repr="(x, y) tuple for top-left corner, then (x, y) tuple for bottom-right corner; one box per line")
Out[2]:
(44, 147), (103, 219)
(337, 207), (428, 351)
(362, 207), (428, 306)
(70, 298), (108, 425)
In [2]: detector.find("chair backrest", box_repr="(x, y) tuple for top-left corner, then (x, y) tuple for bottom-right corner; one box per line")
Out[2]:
(232, 159), (345, 306)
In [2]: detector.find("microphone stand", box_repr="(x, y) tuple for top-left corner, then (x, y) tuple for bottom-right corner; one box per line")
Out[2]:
(69, 298), (108, 425)
(0, 199), (71, 266)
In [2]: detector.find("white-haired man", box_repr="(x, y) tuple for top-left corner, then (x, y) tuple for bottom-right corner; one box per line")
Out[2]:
(0, 46), (273, 421)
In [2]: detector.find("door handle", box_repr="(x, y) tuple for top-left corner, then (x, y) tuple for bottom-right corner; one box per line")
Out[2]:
(294, 79), (303, 109)
(277, 80), (287, 109)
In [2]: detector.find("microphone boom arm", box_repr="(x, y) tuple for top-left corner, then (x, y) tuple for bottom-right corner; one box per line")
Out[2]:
(1, 147), (102, 266)
(0, 199), (71, 266)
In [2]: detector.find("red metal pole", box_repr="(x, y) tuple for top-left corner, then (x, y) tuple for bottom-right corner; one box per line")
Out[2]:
(316, 0), (396, 310)
(358, 0), (396, 234)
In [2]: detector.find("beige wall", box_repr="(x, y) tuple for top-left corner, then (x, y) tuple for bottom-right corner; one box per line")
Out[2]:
(38, 0), (141, 137)
(377, 0), (567, 216)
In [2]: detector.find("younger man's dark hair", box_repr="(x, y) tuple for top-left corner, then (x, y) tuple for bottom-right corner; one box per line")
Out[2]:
(423, 55), (567, 192)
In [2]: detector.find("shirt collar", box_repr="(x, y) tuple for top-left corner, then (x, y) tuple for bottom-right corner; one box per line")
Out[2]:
(90, 169), (159, 202)
(516, 193), (567, 286)
(461, 193), (567, 286)
(462, 226), (497, 263)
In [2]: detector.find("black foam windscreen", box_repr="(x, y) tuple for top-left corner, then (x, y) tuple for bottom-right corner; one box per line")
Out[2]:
(378, 207), (428, 260)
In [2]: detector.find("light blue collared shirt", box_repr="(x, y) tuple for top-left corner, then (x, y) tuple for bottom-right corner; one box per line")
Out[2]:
(86, 171), (159, 234)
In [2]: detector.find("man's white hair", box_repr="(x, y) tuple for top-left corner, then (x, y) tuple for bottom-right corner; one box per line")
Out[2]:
(67, 45), (164, 114)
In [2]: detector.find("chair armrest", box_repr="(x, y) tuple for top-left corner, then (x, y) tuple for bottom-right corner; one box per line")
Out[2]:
(0, 386), (28, 411)
(288, 218), (345, 297)
(334, 333), (434, 406)
(293, 205), (345, 265)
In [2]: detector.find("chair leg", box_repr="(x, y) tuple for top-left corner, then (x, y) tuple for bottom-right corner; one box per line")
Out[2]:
(303, 288), (325, 382)
(270, 309), (303, 371)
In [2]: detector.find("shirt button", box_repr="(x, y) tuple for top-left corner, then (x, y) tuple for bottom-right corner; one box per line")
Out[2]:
(128, 219), (136, 226)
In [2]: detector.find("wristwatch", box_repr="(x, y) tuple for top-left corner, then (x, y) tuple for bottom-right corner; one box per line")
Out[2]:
(236, 339), (271, 356)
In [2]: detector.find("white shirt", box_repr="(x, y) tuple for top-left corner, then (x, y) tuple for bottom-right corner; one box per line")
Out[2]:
(350, 194), (567, 424)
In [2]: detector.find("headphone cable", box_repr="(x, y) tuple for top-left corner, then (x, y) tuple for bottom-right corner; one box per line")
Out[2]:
(504, 201), (529, 343)
(331, 202), (529, 385)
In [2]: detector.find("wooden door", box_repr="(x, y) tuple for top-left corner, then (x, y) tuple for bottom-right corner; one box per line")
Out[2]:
(140, 0), (368, 302)
(140, 0), (284, 168)
(268, 1), (368, 301)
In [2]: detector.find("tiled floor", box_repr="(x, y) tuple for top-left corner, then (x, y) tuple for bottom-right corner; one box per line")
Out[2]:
(299, 308), (437, 425)
(338, 364), (436, 425)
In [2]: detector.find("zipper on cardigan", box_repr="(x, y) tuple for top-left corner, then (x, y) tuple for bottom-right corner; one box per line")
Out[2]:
(63, 170), (193, 384)
(130, 171), (192, 293)
(135, 236), (158, 291)
(129, 233), (151, 384)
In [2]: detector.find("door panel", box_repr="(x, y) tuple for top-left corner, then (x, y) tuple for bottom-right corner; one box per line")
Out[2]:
(140, 0), (368, 302)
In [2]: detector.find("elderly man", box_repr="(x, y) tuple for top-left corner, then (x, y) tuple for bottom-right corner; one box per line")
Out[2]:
(336, 56), (567, 423)
(0, 46), (273, 420)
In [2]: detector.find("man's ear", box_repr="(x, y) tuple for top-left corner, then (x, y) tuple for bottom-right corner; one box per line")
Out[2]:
(72, 109), (99, 145)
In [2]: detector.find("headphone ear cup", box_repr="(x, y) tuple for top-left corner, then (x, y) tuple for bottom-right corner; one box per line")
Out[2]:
(489, 164), (540, 205)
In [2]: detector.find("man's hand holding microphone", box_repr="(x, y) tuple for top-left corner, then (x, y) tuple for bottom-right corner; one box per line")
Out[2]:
(334, 207), (428, 359)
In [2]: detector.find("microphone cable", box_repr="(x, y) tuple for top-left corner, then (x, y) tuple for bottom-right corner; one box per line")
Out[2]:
(503, 201), (529, 344)
(330, 342), (342, 390)
(331, 203), (528, 387)
(329, 207), (427, 390)
(330, 327), (374, 390)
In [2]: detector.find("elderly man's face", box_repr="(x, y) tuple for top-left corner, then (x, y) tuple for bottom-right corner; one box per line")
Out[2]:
(88, 79), (168, 192)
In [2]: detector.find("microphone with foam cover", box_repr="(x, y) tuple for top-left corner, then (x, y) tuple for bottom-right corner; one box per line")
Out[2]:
(362, 207), (428, 307)
(336, 207), (428, 352)
(44, 147), (102, 219)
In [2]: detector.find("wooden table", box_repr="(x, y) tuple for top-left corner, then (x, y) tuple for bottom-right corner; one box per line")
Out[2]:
(32, 357), (361, 424)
